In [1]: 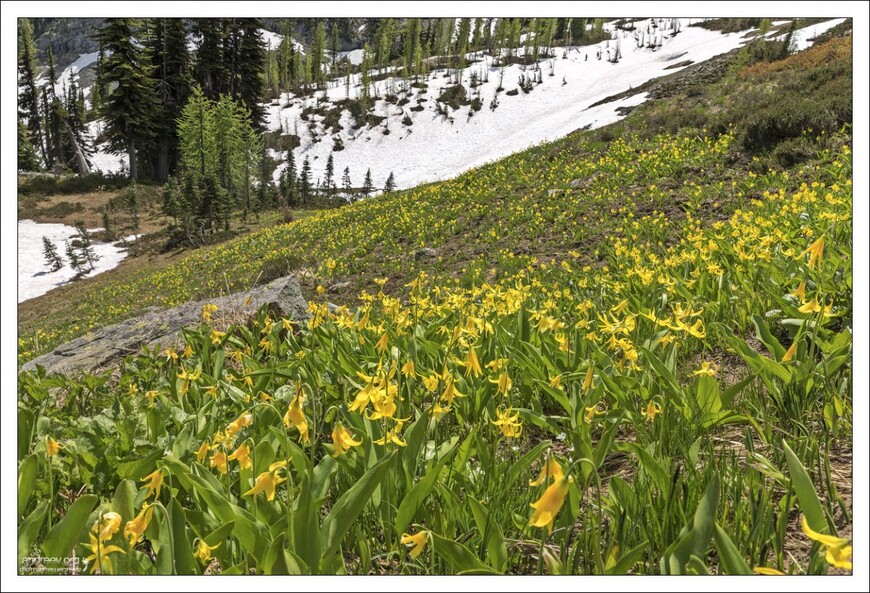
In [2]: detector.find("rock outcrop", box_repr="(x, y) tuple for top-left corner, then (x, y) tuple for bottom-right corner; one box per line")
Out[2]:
(21, 276), (309, 375)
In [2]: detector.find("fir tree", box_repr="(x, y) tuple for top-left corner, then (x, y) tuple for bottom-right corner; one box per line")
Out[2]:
(283, 150), (297, 206)
(65, 240), (86, 277)
(144, 18), (192, 182)
(74, 222), (100, 271)
(299, 156), (312, 203)
(278, 19), (295, 89)
(193, 18), (228, 99)
(238, 19), (266, 129)
(42, 236), (64, 272)
(330, 23), (340, 73)
(18, 118), (40, 171)
(384, 171), (396, 193)
(342, 165), (352, 195)
(324, 152), (335, 191)
(362, 168), (373, 197)
(95, 18), (159, 180)
(312, 20), (327, 87)
(18, 18), (45, 167)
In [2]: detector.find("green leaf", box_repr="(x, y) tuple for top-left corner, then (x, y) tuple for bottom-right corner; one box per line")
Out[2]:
(686, 555), (712, 575)
(400, 409), (430, 483)
(168, 498), (198, 575)
(203, 520), (235, 547)
(782, 441), (827, 533)
(18, 408), (36, 461)
(430, 531), (499, 574)
(110, 479), (137, 524)
(505, 440), (551, 489)
(467, 496), (507, 572)
(752, 315), (786, 361)
(117, 448), (162, 480)
(660, 474), (719, 575)
(606, 540), (648, 575)
(395, 443), (459, 536)
(18, 455), (39, 516)
(713, 523), (752, 575)
(42, 494), (98, 559)
(319, 451), (395, 567)
(293, 471), (320, 573)
(18, 501), (49, 566)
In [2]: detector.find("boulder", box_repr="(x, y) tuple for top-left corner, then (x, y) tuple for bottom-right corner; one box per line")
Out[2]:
(21, 275), (309, 376)
(414, 247), (438, 261)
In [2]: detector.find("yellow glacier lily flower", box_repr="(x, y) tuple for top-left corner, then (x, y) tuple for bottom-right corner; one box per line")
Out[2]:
(798, 236), (825, 268)
(781, 341), (798, 362)
(401, 359), (416, 378)
(584, 403), (606, 424)
(692, 361), (718, 377)
(465, 346), (482, 377)
(641, 401), (662, 422)
(196, 440), (210, 464)
(582, 366), (594, 393)
(124, 503), (154, 547)
(400, 531), (430, 558)
(529, 456), (565, 486)
(331, 423), (362, 457)
(46, 436), (61, 457)
(210, 450), (228, 474)
(227, 442), (252, 470)
(245, 466), (287, 501)
(226, 410), (254, 439)
(193, 539), (221, 565)
(529, 476), (574, 534)
(801, 515), (852, 570)
(798, 298), (821, 314)
(141, 469), (164, 500)
(490, 369), (512, 397)
(283, 390), (310, 444)
(84, 532), (125, 574)
(93, 511), (122, 542)
(491, 406), (523, 438)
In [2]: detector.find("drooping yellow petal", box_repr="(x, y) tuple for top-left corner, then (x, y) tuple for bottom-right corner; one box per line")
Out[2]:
(529, 476), (573, 534)
(141, 469), (164, 500)
(801, 515), (852, 569)
(753, 566), (786, 575)
(529, 457), (564, 486)
(400, 531), (430, 558)
(124, 503), (154, 547)
(227, 442), (252, 470)
(781, 341), (798, 362)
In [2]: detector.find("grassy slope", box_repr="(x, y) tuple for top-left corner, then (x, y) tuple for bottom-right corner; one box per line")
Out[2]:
(19, 37), (851, 362)
(16, 37), (853, 575)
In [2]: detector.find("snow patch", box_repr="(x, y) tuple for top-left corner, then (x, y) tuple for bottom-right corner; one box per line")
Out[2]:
(267, 18), (751, 192)
(18, 220), (135, 303)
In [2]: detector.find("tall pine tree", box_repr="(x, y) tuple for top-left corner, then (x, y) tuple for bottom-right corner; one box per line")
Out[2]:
(18, 18), (45, 167)
(95, 19), (158, 180)
(237, 19), (266, 129)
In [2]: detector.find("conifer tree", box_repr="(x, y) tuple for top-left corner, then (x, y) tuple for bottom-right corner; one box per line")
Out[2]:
(193, 18), (228, 99)
(362, 168), (373, 197)
(278, 19), (295, 88)
(18, 18), (45, 167)
(95, 18), (158, 180)
(238, 19), (266, 129)
(18, 118), (40, 171)
(312, 20), (327, 87)
(299, 156), (312, 203)
(384, 171), (396, 193)
(74, 222), (100, 271)
(283, 150), (298, 206)
(144, 18), (192, 182)
(330, 23), (340, 73)
(342, 165), (352, 195)
(324, 152), (335, 191)
(42, 236), (64, 272)
(65, 240), (86, 277)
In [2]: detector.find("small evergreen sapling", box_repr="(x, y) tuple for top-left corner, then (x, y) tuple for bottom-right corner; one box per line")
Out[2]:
(42, 236), (64, 272)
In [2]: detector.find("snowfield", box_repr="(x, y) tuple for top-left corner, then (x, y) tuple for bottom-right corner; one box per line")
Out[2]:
(18, 220), (134, 303)
(266, 18), (762, 191)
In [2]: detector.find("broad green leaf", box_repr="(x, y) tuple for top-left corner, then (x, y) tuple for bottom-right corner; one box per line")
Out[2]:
(18, 408), (35, 461)
(783, 441), (827, 533)
(505, 440), (552, 489)
(467, 496), (508, 571)
(686, 555), (712, 575)
(18, 501), (49, 566)
(320, 451), (395, 566)
(660, 474), (719, 575)
(395, 442), (459, 536)
(713, 523), (752, 575)
(18, 455), (39, 516)
(752, 315), (786, 361)
(430, 531), (499, 574)
(42, 494), (98, 559)
(168, 498), (198, 574)
(293, 471), (320, 573)
(110, 479), (137, 524)
(606, 540), (648, 575)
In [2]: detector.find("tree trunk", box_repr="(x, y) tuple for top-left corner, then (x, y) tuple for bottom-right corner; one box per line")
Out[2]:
(62, 119), (91, 176)
(128, 139), (138, 181)
(157, 135), (169, 183)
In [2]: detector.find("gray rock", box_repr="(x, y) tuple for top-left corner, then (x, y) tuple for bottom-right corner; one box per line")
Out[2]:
(21, 276), (309, 376)
(328, 281), (351, 293)
(414, 247), (438, 261)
